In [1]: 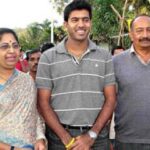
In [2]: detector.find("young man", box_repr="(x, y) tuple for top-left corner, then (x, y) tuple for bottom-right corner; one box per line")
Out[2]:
(113, 15), (150, 150)
(26, 49), (41, 80)
(36, 1), (116, 150)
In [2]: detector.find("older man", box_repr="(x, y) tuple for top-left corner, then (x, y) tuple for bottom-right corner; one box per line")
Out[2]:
(113, 14), (150, 150)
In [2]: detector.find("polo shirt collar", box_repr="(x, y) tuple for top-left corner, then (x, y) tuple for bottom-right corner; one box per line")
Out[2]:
(130, 44), (134, 53)
(130, 44), (150, 65)
(130, 44), (136, 54)
(56, 37), (97, 54)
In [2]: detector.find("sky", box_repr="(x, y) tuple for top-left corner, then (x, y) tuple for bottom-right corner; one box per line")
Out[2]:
(0, 0), (63, 28)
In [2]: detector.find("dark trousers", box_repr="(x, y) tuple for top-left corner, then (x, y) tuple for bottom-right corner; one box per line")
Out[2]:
(46, 127), (110, 150)
(115, 140), (150, 150)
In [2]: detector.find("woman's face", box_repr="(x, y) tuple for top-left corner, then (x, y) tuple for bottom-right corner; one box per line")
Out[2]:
(0, 33), (20, 70)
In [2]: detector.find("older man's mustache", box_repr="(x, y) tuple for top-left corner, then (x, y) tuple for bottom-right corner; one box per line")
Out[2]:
(139, 38), (150, 42)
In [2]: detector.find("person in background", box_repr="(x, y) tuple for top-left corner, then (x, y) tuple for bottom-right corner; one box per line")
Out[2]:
(26, 49), (41, 80)
(15, 49), (29, 73)
(40, 42), (54, 53)
(111, 45), (124, 56)
(36, 0), (116, 150)
(113, 14), (150, 150)
(109, 45), (124, 150)
(0, 28), (46, 150)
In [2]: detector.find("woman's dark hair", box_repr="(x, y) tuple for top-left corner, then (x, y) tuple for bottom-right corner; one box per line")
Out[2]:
(0, 28), (19, 43)
(64, 0), (92, 22)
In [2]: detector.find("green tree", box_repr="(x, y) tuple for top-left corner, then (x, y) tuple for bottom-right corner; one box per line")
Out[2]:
(49, 0), (70, 14)
(49, 0), (150, 46)
(90, 0), (150, 48)
(54, 26), (66, 43)
(89, 0), (124, 43)
(132, 0), (150, 14)
(17, 0), (150, 50)
(17, 19), (52, 50)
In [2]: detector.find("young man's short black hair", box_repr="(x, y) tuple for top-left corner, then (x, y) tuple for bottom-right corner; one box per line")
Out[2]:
(64, 0), (92, 22)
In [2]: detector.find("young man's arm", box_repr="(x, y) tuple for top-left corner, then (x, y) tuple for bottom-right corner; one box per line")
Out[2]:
(37, 88), (73, 146)
(71, 84), (116, 150)
(91, 84), (116, 134)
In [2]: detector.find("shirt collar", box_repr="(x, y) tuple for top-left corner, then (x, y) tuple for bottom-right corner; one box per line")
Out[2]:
(130, 44), (135, 54)
(129, 44), (150, 65)
(55, 37), (97, 54)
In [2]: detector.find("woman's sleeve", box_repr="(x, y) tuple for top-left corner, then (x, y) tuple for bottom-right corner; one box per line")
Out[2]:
(36, 112), (46, 141)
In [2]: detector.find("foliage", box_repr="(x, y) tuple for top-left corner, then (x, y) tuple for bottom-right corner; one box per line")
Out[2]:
(54, 26), (67, 43)
(126, 0), (150, 21)
(16, 0), (150, 50)
(49, 0), (70, 14)
(17, 22), (49, 50)
(89, 0), (150, 48)
(17, 20), (51, 50)
(133, 0), (150, 14)
(16, 19), (66, 51)
(89, 0), (124, 43)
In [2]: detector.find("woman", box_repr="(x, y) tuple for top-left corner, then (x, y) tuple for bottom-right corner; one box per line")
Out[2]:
(0, 28), (46, 150)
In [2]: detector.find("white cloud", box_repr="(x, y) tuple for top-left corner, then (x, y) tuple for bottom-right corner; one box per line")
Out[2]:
(0, 0), (63, 28)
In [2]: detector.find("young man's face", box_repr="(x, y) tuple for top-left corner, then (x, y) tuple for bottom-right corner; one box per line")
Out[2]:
(129, 16), (150, 49)
(28, 52), (41, 72)
(64, 9), (92, 42)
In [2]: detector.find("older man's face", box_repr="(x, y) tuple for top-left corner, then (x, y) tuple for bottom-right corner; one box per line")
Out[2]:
(129, 16), (150, 49)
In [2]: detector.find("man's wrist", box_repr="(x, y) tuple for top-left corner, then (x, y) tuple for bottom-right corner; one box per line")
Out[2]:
(87, 130), (98, 140)
(65, 138), (75, 149)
